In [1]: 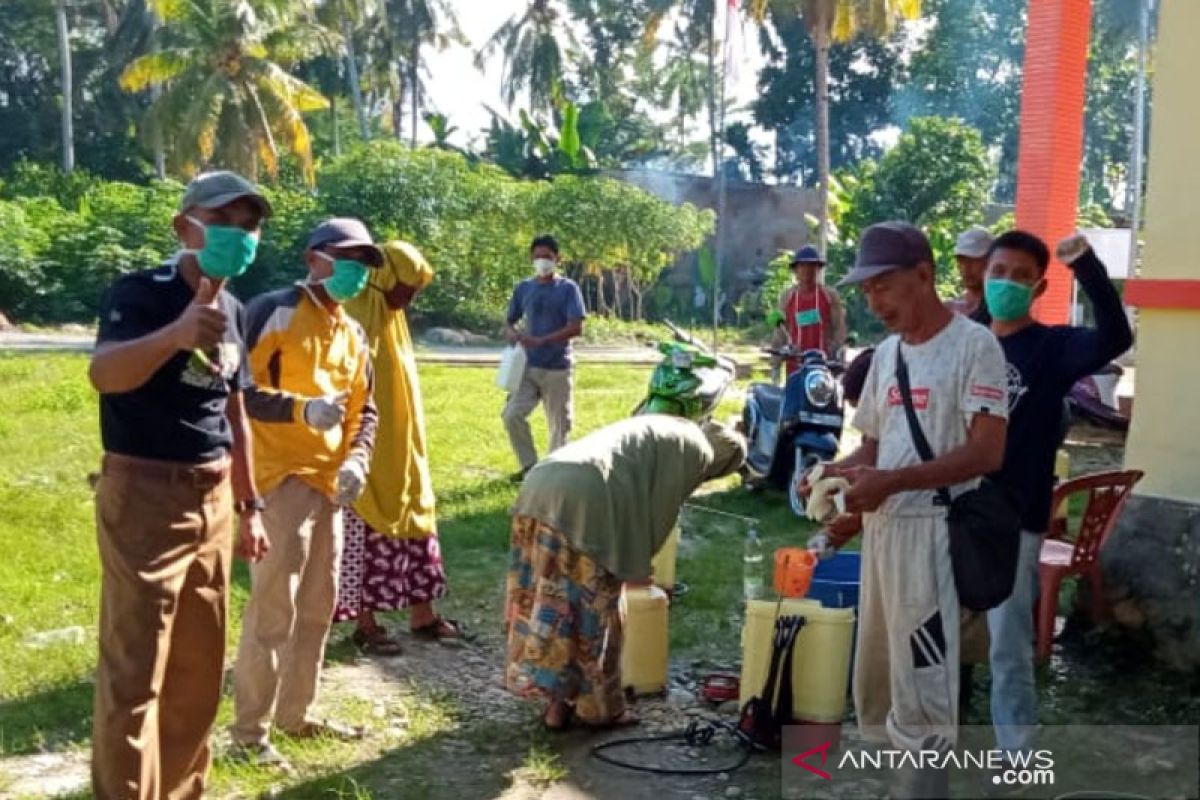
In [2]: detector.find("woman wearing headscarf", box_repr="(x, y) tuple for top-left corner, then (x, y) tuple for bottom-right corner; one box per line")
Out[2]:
(333, 241), (461, 653)
(504, 416), (747, 729)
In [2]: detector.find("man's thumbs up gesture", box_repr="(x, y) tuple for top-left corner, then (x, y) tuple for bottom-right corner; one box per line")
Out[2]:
(170, 277), (227, 351)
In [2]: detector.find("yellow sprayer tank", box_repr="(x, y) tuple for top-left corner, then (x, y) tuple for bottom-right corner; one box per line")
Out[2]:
(651, 524), (681, 590)
(620, 585), (669, 696)
(739, 598), (855, 722)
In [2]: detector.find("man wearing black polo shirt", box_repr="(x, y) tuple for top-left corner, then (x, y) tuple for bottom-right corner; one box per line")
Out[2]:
(88, 171), (271, 800)
(984, 231), (1133, 769)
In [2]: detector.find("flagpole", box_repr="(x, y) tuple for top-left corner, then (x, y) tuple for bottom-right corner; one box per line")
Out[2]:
(1127, 0), (1152, 277)
(712, 0), (736, 351)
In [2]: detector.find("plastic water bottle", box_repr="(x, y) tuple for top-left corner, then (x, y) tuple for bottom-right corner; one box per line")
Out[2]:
(743, 523), (764, 600)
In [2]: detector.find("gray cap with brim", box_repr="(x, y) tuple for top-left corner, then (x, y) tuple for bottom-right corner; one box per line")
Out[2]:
(307, 218), (384, 267)
(838, 221), (934, 286)
(179, 171), (273, 218)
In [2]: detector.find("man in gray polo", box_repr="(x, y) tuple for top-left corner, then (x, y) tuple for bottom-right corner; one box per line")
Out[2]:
(818, 222), (1008, 796)
(502, 234), (586, 479)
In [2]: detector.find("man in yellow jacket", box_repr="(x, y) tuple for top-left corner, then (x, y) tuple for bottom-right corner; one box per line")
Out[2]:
(231, 218), (381, 770)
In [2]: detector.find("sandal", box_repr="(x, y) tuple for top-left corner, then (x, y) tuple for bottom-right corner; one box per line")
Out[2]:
(351, 627), (404, 656)
(411, 617), (475, 642)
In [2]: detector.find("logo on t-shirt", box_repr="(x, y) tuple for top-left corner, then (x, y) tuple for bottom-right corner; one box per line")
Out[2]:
(1004, 363), (1027, 411)
(180, 342), (240, 391)
(887, 384), (930, 409)
(970, 384), (1005, 402)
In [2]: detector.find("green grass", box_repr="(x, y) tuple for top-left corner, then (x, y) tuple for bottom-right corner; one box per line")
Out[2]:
(0, 352), (815, 798)
(516, 745), (568, 787)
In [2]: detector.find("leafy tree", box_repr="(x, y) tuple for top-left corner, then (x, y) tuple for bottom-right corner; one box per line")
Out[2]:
(1081, 0), (1153, 215)
(530, 175), (714, 318)
(825, 117), (993, 338)
(0, 0), (153, 180)
(896, 0), (1025, 201)
(899, 0), (1148, 212)
(120, 0), (330, 184)
(565, 0), (655, 101)
(754, 0), (922, 256)
(753, 14), (903, 184)
(845, 116), (993, 273)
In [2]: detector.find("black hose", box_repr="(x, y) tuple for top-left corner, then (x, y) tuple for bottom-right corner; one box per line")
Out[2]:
(590, 718), (756, 776)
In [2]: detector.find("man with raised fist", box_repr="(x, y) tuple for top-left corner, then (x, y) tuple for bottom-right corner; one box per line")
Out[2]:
(87, 170), (272, 800)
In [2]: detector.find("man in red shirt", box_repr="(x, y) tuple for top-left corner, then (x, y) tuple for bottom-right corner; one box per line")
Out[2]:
(770, 246), (847, 377)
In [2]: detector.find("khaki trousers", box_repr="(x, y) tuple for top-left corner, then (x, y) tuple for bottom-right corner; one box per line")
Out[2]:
(853, 513), (960, 752)
(232, 477), (341, 745)
(501, 366), (574, 470)
(92, 454), (232, 800)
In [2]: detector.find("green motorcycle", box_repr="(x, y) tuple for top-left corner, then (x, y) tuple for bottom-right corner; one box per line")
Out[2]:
(633, 321), (736, 420)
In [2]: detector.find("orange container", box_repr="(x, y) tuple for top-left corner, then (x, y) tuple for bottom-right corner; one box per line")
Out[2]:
(774, 548), (816, 598)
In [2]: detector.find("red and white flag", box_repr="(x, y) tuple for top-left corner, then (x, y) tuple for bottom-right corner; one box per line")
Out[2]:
(723, 0), (741, 85)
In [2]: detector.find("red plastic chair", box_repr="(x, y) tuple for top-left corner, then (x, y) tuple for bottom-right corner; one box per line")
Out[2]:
(1035, 469), (1143, 660)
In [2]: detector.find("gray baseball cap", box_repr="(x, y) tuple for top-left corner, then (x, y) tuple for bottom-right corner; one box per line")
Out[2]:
(955, 226), (994, 258)
(838, 221), (935, 286)
(179, 170), (272, 218)
(306, 217), (384, 266)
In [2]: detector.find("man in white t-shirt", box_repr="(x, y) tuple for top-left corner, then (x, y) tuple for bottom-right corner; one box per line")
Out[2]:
(817, 222), (1009, 796)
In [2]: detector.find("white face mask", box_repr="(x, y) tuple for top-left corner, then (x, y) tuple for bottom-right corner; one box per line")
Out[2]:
(533, 258), (556, 277)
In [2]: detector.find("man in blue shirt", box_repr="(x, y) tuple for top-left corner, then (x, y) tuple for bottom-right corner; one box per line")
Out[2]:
(502, 235), (587, 479)
(984, 230), (1133, 764)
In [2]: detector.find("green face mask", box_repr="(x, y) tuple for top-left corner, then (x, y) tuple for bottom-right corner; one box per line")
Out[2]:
(186, 215), (258, 279)
(984, 278), (1036, 322)
(317, 252), (370, 303)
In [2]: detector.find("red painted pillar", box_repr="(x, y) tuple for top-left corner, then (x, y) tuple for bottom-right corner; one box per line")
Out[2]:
(1015, 0), (1093, 324)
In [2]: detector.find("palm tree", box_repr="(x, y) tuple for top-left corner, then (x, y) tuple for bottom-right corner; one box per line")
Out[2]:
(753, 0), (922, 254)
(55, 0), (74, 173)
(645, 0), (720, 171)
(365, 0), (466, 145)
(318, 0), (374, 141)
(476, 0), (578, 117)
(120, 0), (330, 184)
(654, 38), (708, 153)
(395, 0), (467, 148)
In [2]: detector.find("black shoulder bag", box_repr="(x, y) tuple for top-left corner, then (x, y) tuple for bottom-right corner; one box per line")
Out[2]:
(894, 345), (1022, 612)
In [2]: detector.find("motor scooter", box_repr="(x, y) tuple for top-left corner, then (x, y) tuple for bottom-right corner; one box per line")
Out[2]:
(633, 320), (736, 421)
(741, 345), (845, 516)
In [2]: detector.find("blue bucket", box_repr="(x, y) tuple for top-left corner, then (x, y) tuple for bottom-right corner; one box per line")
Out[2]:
(807, 551), (861, 610)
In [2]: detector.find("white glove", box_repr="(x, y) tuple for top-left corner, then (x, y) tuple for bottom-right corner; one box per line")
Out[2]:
(303, 392), (348, 431)
(807, 532), (836, 561)
(335, 456), (367, 506)
(1056, 233), (1091, 265)
(807, 475), (851, 523)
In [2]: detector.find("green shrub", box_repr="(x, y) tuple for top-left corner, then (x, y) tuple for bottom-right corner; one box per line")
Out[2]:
(0, 149), (712, 329)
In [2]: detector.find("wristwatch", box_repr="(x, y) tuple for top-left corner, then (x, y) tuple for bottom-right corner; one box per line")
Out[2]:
(234, 497), (266, 515)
